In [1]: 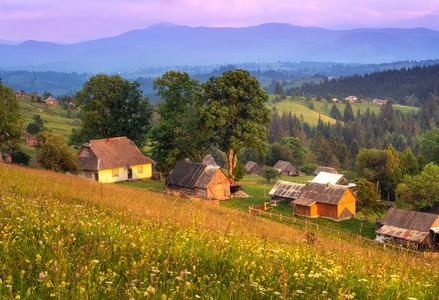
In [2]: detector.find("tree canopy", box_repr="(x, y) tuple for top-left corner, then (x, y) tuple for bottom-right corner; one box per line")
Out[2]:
(36, 131), (79, 174)
(197, 69), (270, 180)
(70, 74), (153, 148)
(148, 71), (204, 172)
(396, 163), (439, 211)
(0, 83), (22, 150)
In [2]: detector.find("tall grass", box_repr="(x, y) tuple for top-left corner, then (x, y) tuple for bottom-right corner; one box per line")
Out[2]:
(1, 163), (438, 298)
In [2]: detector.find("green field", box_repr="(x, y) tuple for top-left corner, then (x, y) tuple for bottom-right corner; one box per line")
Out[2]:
(271, 96), (418, 126)
(1, 163), (439, 299)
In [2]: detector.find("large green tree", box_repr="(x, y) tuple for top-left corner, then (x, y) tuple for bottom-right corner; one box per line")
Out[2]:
(420, 128), (439, 165)
(70, 74), (153, 148)
(148, 71), (204, 172)
(280, 137), (306, 167)
(197, 69), (270, 180)
(355, 178), (385, 216)
(396, 163), (439, 211)
(36, 131), (79, 174)
(0, 83), (22, 150)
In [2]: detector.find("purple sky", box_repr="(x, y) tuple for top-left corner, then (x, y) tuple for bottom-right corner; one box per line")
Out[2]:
(1, 0), (439, 43)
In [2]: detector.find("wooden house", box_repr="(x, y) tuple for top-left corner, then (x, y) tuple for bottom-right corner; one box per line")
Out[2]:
(26, 136), (39, 146)
(291, 182), (357, 221)
(313, 166), (338, 176)
(372, 99), (388, 105)
(273, 160), (299, 176)
(76, 136), (154, 183)
(45, 96), (59, 105)
(165, 161), (231, 200)
(376, 208), (439, 247)
(269, 180), (305, 203)
(245, 161), (262, 175)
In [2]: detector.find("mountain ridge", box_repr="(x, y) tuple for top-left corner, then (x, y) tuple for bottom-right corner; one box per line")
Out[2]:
(1, 23), (439, 72)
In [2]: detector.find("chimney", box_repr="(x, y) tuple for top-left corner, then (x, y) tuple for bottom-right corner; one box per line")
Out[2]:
(326, 182), (331, 187)
(108, 138), (111, 145)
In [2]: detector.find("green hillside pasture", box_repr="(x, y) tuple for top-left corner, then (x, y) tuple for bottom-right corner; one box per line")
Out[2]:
(272, 97), (418, 126)
(18, 96), (80, 140)
(272, 100), (337, 126)
(1, 164), (439, 298)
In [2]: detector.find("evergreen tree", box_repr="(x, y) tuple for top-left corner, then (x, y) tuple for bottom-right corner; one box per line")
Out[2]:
(330, 103), (341, 120)
(343, 102), (354, 122)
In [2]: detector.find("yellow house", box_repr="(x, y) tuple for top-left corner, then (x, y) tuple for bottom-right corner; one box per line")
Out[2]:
(76, 136), (154, 183)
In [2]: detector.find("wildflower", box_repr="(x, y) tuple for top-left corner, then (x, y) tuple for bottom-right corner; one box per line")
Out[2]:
(147, 286), (156, 295)
(39, 271), (45, 280)
(295, 290), (304, 294)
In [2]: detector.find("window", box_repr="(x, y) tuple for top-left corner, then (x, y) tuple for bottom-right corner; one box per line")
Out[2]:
(138, 166), (143, 174)
(112, 168), (119, 178)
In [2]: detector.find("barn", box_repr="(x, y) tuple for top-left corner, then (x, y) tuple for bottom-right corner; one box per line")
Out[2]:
(273, 160), (299, 176)
(245, 161), (262, 175)
(291, 182), (357, 221)
(376, 208), (439, 248)
(313, 166), (338, 176)
(165, 161), (231, 200)
(269, 180), (305, 203)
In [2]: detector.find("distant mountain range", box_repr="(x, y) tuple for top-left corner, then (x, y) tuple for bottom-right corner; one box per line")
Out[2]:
(1, 23), (439, 73)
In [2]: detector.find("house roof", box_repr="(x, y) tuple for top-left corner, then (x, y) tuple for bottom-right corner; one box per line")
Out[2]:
(245, 161), (261, 172)
(269, 180), (305, 199)
(311, 172), (344, 185)
(77, 136), (154, 171)
(273, 160), (296, 172)
(292, 182), (352, 207)
(313, 166), (337, 175)
(379, 208), (439, 232)
(165, 161), (229, 189)
(376, 208), (439, 243)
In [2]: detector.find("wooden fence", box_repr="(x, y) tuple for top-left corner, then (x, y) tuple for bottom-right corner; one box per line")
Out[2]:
(248, 204), (424, 256)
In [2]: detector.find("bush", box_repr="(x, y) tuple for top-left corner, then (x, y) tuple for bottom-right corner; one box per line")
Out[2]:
(261, 166), (281, 183)
(233, 163), (247, 182)
(300, 163), (318, 175)
(11, 149), (31, 165)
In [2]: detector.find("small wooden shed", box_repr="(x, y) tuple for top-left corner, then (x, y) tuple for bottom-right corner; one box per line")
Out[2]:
(376, 208), (439, 247)
(245, 161), (262, 175)
(273, 160), (299, 176)
(291, 182), (357, 221)
(269, 180), (305, 203)
(311, 171), (346, 185)
(165, 161), (231, 200)
(313, 166), (338, 176)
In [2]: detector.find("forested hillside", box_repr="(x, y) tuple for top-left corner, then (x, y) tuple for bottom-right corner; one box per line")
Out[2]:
(297, 64), (439, 106)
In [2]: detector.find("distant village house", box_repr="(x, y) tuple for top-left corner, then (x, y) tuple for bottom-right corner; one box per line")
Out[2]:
(313, 166), (338, 176)
(26, 136), (39, 146)
(76, 136), (154, 183)
(245, 161), (262, 176)
(273, 160), (299, 176)
(45, 96), (59, 105)
(372, 99), (388, 105)
(311, 171), (346, 185)
(346, 96), (357, 103)
(165, 161), (231, 200)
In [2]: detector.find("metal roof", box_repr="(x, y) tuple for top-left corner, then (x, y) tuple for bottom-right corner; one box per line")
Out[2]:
(269, 180), (305, 199)
(311, 172), (344, 185)
(376, 225), (429, 243)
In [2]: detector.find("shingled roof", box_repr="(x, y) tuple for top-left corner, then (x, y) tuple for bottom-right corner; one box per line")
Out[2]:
(376, 208), (439, 243)
(292, 182), (352, 207)
(165, 161), (228, 189)
(269, 180), (305, 199)
(77, 137), (154, 171)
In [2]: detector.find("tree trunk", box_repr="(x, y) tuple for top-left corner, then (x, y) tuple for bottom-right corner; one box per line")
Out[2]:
(227, 149), (238, 183)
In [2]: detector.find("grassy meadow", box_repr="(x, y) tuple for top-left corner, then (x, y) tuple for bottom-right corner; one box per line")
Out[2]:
(2, 163), (439, 298)
(270, 96), (418, 126)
